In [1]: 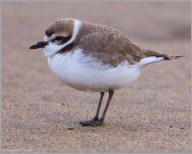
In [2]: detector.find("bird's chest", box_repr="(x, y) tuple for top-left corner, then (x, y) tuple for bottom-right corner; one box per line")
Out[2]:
(47, 50), (103, 91)
(48, 51), (83, 86)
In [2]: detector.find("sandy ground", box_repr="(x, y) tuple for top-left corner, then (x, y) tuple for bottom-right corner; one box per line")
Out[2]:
(2, 2), (191, 152)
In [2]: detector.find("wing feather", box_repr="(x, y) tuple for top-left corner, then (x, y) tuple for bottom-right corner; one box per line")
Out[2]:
(78, 32), (146, 67)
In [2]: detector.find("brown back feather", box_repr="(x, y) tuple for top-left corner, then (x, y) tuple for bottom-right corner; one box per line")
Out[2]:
(77, 23), (147, 67)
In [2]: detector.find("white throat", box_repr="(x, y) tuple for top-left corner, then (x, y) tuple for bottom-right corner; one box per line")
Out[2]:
(43, 19), (82, 57)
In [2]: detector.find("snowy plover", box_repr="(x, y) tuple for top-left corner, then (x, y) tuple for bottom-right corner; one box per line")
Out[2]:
(30, 18), (181, 127)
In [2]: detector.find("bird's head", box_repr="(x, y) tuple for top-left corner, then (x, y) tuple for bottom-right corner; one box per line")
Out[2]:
(29, 18), (81, 57)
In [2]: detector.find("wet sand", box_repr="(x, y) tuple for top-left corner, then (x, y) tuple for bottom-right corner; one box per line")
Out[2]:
(2, 2), (191, 152)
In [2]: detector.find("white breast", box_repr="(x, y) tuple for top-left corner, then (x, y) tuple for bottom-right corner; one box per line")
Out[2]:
(48, 48), (141, 92)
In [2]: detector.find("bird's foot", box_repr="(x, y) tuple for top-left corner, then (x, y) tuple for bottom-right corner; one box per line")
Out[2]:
(79, 117), (104, 127)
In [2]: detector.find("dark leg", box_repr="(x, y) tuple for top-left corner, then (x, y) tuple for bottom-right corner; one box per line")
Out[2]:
(99, 89), (114, 122)
(95, 92), (105, 118)
(90, 89), (114, 127)
(80, 92), (104, 126)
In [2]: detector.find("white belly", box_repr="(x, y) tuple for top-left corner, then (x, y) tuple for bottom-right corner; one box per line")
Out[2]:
(48, 49), (141, 92)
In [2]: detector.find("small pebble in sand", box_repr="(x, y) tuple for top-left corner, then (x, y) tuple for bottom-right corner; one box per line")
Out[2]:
(68, 128), (74, 130)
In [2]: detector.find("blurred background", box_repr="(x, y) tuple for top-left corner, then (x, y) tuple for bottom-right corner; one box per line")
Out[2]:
(2, 1), (191, 152)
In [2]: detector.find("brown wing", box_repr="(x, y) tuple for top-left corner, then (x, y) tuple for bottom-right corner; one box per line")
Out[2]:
(78, 32), (146, 67)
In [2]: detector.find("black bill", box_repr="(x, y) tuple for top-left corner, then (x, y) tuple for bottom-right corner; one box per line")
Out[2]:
(29, 41), (48, 49)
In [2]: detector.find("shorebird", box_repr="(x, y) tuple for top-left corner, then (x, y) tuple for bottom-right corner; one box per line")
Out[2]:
(30, 18), (181, 127)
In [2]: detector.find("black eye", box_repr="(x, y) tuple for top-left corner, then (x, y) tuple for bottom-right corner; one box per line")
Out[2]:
(51, 35), (72, 43)
(55, 36), (63, 41)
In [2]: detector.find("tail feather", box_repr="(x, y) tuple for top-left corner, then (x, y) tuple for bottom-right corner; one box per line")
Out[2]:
(142, 49), (183, 60)
(167, 55), (183, 60)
